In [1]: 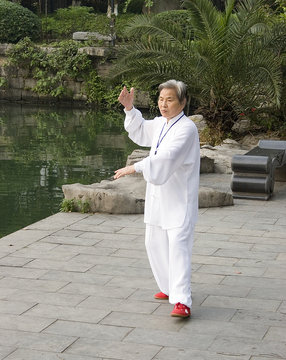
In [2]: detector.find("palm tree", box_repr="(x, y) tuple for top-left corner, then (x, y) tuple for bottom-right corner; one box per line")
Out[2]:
(111, 0), (283, 135)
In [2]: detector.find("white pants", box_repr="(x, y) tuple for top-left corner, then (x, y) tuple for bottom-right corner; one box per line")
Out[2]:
(145, 218), (194, 308)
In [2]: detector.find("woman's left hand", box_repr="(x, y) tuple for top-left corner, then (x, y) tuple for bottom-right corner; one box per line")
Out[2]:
(114, 165), (135, 179)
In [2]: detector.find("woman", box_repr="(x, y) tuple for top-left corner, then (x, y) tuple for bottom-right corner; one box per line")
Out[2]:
(114, 80), (200, 317)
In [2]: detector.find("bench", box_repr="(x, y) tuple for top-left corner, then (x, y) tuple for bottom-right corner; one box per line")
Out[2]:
(72, 32), (115, 44)
(231, 140), (286, 200)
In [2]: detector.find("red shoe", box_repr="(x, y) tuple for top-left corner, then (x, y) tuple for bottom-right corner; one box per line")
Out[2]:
(154, 291), (169, 300)
(171, 302), (191, 318)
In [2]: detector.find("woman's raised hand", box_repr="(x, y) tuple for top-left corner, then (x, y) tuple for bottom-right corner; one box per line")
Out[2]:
(118, 86), (134, 111)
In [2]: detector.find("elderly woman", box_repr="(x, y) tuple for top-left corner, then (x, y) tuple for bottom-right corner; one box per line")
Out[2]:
(114, 80), (200, 317)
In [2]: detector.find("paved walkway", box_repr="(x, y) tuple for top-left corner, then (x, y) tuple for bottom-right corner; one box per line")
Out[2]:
(0, 179), (286, 360)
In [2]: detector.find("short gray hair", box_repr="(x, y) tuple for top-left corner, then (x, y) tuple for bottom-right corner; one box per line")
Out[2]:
(158, 79), (187, 103)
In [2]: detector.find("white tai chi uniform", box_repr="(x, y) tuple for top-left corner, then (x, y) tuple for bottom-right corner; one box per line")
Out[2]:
(124, 107), (200, 308)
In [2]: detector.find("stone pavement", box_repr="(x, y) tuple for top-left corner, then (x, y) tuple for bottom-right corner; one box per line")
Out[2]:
(0, 178), (286, 360)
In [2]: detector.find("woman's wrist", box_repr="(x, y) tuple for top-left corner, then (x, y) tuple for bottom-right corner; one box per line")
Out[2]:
(125, 105), (133, 111)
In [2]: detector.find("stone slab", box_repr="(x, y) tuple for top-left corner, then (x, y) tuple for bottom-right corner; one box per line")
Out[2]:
(66, 338), (161, 360)
(100, 311), (185, 332)
(0, 329), (76, 352)
(43, 320), (132, 340)
(78, 296), (160, 314)
(0, 313), (55, 332)
(201, 295), (280, 312)
(154, 347), (250, 360)
(124, 327), (215, 351)
(3, 290), (86, 307)
(0, 300), (35, 316)
(0, 346), (14, 360)
(179, 318), (268, 340)
(208, 336), (286, 358)
(231, 309), (286, 328)
(24, 304), (109, 324)
(3, 349), (98, 360)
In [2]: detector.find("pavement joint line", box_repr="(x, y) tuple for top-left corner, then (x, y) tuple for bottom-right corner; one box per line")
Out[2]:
(39, 318), (59, 333)
(59, 336), (81, 354)
(19, 302), (39, 316)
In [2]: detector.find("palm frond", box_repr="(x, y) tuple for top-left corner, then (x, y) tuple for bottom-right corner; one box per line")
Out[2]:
(109, 0), (284, 132)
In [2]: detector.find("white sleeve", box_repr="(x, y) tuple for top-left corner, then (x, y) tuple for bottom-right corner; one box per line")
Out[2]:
(124, 107), (158, 147)
(134, 160), (145, 173)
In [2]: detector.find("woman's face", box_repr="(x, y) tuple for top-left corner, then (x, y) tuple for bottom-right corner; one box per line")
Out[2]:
(158, 88), (186, 121)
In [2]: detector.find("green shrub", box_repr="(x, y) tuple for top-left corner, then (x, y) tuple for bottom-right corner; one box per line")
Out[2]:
(0, 0), (41, 43)
(42, 6), (104, 39)
(114, 13), (138, 41)
(60, 198), (90, 213)
(155, 10), (193, 36)
(7, 38), (92, 98)
(122, 0), (145, 13)
(41, 6), (137, 42)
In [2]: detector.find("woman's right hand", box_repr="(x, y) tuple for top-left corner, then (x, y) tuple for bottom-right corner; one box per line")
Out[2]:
(118, 86), (134, 111)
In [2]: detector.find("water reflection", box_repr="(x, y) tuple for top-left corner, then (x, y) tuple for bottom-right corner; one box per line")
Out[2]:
(0, 103), (137, 238)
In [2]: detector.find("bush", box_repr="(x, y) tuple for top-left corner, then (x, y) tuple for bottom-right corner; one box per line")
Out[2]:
(7, 38), (92, 98)
(155, 10), (192, 36)
(0, 0), (41, 43)
(122, 0), (145, 13)
(42, 6), (104, 39)
(41, 6), (137, 42)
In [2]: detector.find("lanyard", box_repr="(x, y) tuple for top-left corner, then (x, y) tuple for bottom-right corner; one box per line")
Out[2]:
(154, 113), (184, 155)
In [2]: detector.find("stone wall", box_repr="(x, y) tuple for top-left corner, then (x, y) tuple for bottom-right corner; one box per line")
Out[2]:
(0, 42), (151, 107)
(0, 43), (150, 107)
(0, 44), (105, 105)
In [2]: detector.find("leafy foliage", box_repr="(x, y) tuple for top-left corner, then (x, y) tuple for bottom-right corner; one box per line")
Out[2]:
(84, 69), (139, 108)
(111, 0), (284, 136)
(0, 0), (41, 43)
(60, 198), (90, 213)
(41, 6), (104, 39)
(7, 38), (92, 98)
(41, 6), (137, 42)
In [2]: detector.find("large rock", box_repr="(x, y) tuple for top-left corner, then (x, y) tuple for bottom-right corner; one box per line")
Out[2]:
(62, 176), (146, 214)
(199, 187), (233, 207)
(62, 175), (233, 214)
(126, 149), (215, 174)
(200, 139), (249, 174)
(73, 31), (114, 42)
(62, 147), (234, 214)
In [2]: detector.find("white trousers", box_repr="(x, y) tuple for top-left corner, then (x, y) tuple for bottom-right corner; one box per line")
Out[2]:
(145, 218), (194, 308)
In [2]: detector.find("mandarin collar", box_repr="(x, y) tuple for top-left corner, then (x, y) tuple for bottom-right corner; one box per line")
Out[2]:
(164, 111), (184, 126)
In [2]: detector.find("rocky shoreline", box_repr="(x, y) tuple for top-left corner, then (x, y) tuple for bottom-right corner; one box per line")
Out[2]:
(62, 139), (249, 213)
(62, 115), (284, 214)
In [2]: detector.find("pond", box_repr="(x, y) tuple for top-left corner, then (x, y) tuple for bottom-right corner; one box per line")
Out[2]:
(0, 103), (141, 238)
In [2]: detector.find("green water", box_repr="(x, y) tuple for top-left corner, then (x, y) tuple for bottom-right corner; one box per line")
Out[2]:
(0, 103), (138, 238)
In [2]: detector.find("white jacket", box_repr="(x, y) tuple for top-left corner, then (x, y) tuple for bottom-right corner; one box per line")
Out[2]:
(125, 107), (200, 229)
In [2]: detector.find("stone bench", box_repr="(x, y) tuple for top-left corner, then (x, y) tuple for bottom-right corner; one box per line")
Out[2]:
(73, 31), (115, 43)
(231, 140), (286, 200)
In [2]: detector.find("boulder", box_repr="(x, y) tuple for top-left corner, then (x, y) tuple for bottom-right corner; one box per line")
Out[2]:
(62, 176), (146, 214)
(62, 175), (233, 214)
(231, 118), (251, 134)
(200, 139), (249, 174)
(189, 114), (207, 135)
(200, 156), (214, 173)
(126, 149), (215, 174)
(199, 187), (233, 207)
(73, 31), (115, 42)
